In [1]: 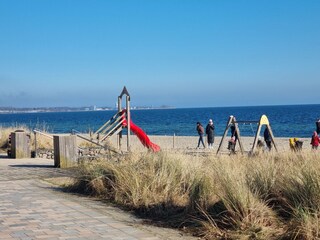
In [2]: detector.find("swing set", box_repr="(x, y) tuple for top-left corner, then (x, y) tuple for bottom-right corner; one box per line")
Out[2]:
(216, 114), (277, 154)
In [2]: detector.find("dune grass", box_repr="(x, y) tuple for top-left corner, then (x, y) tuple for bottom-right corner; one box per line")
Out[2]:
(0, 125), (30, 149)
(68, 151), (320, 239)
(0, 126), (53, 151)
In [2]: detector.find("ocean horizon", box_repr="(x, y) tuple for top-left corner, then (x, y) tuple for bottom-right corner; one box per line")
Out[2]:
(0, 104), (319, 138)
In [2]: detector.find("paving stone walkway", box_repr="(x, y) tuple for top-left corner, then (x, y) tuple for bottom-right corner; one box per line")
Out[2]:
(0, 155), (198, 240)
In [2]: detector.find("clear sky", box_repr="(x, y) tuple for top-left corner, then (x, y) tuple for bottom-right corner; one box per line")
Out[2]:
(0, 0), (319, 108)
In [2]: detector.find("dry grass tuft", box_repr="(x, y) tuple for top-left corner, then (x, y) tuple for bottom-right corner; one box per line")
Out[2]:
(68, 149), (320, 239)
(0, 126), (30, 149)
(0, 126), (54, 152)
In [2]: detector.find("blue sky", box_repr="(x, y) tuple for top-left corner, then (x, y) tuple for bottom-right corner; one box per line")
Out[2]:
(0, 0), (319, 108)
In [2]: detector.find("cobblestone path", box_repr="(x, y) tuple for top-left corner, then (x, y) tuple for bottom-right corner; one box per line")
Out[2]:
(0, 156), (197, 240)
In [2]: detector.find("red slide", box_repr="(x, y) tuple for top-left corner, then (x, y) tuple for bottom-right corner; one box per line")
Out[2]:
(121, 112), (160, 152)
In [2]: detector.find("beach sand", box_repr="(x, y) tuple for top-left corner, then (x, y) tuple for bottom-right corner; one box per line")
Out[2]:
(27, 132), (311, 154)
(105, 135), (311, 153)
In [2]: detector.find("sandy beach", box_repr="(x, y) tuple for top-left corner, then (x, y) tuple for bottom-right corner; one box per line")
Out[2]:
(105, 134), (311, 153)
(1, 129), (311, 155)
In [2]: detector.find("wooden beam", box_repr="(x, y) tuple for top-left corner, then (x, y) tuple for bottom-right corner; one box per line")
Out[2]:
(216, 115), (234, 154)
(94, 111), (121, 135)
(33, 129), (53, 139)
(100, 118), (125, 142)
(118, 96), (122, 150)
(267, 125), (278, 152)
(234, 122), (244, 154)
(76, 134), (118, 153)
(234, 120), (259, 124)
(251, 123), (262, 153)
(100, 114), (124, 135)
(126, 95), (131, 151)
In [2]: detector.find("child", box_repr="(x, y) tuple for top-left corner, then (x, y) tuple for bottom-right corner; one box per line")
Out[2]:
(227, 125), (238, 154)
(311, 131), (320, 150)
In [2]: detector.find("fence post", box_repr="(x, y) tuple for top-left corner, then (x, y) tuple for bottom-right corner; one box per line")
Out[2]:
(11, 131), (31, 158)
(54, 135), (77, 168)
(173, 133), (175, 149)
(34, 131), (37, 157)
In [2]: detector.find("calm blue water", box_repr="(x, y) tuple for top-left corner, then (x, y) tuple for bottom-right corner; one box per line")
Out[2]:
(0, 105), (319, 138)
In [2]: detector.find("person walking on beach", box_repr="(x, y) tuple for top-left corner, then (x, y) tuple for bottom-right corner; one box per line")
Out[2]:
(316, 119), (320, 136)
(264, 127), (272, 151)
(206, 119), (215, 148)
(311, 131), (320, 150)
(196, 122), (205, 148)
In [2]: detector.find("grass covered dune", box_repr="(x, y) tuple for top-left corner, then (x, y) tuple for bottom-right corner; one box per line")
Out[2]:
(1, 126), (319, 239)
(70, 151), (320, 240)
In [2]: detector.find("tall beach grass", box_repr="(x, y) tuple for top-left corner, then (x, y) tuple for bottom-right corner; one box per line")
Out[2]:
(2, 125), (320, 239)
(68, 150), (320, 239)
(0, 126), (53, 151)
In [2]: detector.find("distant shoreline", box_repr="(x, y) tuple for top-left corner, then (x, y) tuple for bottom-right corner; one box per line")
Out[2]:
(0, 106), (175, 114)
(0, 103), (319, 114)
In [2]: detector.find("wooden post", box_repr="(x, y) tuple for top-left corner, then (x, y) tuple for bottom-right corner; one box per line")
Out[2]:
(251, 124), (262, 153)
(216, 116), (233, 154)
(118, 96), (122, 150)
(126, 95), (130, 151)
(173, 133), (175, 149)
(54, 135), (77, 168)
(267, 125), (278, 152)
(11, 131), (31, 158)
(234, 122), (244, 154)
(34, 131), (37, 158)
(118, 86), (131, 152)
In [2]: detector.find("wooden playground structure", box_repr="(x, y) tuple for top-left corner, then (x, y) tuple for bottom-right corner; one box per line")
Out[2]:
(216, 114), (277, 154)
(74, 86), (132, 153)
(29, 87), (159, 167)
(74, 86), (159, 154)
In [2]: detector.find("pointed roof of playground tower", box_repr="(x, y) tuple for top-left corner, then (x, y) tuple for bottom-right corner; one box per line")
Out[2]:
(119, 86), (130, 99)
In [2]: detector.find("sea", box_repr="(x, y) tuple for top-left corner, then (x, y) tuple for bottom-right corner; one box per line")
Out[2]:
(0, 104), (319, 138)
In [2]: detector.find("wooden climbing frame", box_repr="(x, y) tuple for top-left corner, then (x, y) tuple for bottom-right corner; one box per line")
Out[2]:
(118, 86), (131, 151)
(216, 114), (277, 154)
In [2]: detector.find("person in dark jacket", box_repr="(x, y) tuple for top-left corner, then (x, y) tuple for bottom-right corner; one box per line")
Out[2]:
(196, 122), (205, 148)
(264, 127), (272, 150)
(206, 119), (215, 148)
(316, 119), (320, 136)
(230, 125), (238, 143)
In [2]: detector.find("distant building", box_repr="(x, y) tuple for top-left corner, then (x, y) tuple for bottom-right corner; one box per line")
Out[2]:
(89, 105), (97, 111)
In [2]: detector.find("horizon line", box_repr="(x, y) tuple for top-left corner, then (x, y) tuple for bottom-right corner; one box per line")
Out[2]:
(0, 103), (319, 111)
